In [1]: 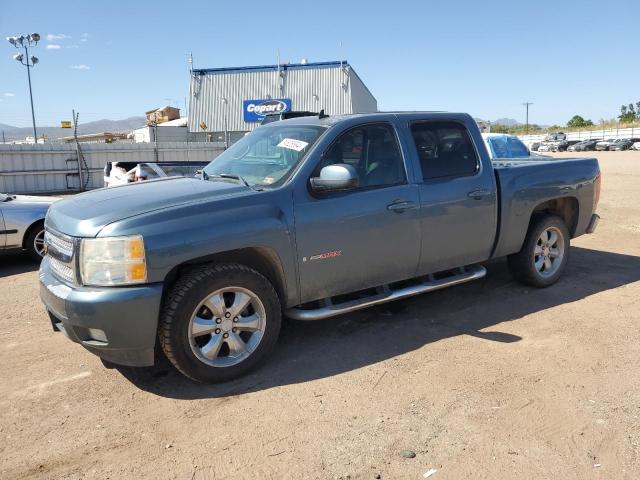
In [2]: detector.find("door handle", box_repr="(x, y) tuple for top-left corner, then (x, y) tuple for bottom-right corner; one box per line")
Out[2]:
(467, 189), (492, 200)
(387, 200), (417, 213)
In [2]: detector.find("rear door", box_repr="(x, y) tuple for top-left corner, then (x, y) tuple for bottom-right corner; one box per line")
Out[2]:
(409, 119), (497, 274)
(293, 122), (422, 303)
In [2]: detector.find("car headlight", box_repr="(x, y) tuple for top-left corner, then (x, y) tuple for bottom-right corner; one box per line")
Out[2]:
(80, 235), (147, 286)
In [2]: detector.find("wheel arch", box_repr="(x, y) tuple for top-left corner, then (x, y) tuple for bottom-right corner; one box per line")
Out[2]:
(22, 219), (45, 249)
(162, 246), (288, 309)
(530, 196), (579, 237)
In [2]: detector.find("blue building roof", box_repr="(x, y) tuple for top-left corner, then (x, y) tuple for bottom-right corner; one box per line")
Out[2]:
(192, 60), (349, 75)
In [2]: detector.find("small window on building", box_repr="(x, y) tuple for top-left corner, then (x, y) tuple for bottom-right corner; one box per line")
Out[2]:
(411, 122), (479, 180)
(209, 132), (226, 142)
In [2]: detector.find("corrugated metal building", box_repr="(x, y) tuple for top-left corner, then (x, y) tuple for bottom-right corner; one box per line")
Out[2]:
(188, 60), (377, 143)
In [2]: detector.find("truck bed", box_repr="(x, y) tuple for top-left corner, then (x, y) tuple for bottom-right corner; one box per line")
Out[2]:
(491, 156), (600, 259)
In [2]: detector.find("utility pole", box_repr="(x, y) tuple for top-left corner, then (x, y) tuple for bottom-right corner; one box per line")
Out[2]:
(72, 110), (85, 191)
(7, 34), (40, 142)
(522, 102), (533, 135)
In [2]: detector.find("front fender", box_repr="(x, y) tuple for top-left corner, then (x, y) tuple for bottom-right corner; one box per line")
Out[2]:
(2, 205), (48, 248)
(97, 188), (299, 306)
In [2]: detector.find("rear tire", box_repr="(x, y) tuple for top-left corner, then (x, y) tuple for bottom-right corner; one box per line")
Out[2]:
(159, 263), (281, 383)
(508, 214), (570, 288)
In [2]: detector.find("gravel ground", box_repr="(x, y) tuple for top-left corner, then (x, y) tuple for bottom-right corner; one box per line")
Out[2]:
(1, 151), (639, 480)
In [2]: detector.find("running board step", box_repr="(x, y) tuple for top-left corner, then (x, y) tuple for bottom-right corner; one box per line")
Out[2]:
(286, 265), (487, 321)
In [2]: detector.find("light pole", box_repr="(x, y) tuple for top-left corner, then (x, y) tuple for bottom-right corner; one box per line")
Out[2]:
(522, 102), (533, 135)
(7, 33), (40, 142)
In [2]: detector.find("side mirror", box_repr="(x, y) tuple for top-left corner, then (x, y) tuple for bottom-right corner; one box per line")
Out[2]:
(310, 164), (359, 192)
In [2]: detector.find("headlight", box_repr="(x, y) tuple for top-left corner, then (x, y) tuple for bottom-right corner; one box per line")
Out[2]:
(80, 235), (147, 286)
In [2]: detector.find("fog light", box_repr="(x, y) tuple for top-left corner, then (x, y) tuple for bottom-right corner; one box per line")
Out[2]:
(87, 328), (108, 343)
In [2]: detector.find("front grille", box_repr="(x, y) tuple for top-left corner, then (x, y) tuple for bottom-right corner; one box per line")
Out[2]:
(44, 230), (74, 258)
(49, 256), (75, 284)
(45, 229), (76, 284)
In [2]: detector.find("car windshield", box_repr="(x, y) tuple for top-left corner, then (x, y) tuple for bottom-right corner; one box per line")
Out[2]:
(202, 124), (326, 188)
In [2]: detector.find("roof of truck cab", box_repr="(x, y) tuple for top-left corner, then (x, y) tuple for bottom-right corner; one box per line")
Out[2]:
(265, 111), (471, 127)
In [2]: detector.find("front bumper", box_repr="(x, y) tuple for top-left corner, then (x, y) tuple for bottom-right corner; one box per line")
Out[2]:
(39, 255), (164, 367)
(586, 213), (600, 234)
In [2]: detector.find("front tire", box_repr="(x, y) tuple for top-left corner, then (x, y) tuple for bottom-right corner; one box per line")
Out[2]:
(508, 214), (570, 288)
(159, 263), (281, 383)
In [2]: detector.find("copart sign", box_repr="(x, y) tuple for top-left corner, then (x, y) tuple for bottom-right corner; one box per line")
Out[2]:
(243, 98), (291, 122)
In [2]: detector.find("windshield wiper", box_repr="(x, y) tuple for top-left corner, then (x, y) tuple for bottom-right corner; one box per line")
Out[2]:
(206, 173), (263, 191)
(215, 173), (250, 187)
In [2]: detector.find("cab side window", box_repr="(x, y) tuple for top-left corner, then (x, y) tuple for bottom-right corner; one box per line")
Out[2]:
(411, 122), (479, 180)
(317, 123), (405, 188)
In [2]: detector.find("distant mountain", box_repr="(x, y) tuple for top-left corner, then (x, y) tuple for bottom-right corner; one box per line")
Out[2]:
(0, 116), (146, 141)
(493, 118), (520, 126)
(0, 123), (18, 132)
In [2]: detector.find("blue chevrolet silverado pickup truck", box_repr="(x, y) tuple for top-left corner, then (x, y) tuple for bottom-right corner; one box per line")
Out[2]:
(40, 112), (601, 383)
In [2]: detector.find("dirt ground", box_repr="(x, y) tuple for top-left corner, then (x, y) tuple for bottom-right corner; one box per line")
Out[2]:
(1, 150), (639, 480)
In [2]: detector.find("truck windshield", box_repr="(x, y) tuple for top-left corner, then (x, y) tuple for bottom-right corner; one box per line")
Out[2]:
(203, 124), (326, 188)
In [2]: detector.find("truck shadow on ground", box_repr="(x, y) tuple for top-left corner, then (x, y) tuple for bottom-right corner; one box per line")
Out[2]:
(0, 253), (39, 278)
(116, 245), (640, 399)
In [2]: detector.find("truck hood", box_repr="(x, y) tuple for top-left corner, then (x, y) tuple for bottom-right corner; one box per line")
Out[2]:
(45, 177), (251, 237)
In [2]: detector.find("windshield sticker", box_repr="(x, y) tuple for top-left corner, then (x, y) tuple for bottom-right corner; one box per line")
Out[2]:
(277, 138), (309, 152)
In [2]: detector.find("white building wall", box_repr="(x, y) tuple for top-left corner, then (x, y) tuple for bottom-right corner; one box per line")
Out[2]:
(518, 126), (640, 144)
(188, 62), (377, 133)
(0, 143), (223, 194)
(349, 68), (378, 114)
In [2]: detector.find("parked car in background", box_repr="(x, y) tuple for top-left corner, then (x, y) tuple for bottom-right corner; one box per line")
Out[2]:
(537, 142), (558, 152)
(608, 139), (633, 151)
(632, 142), (640, 151)
(569, 139), (600, 152)
(103, 161), (209, 187)
(0, 192), (58, 261)
(482, 133), (532, 159)
(545, 132), (567, 141)
(595, 138), (618, 151)
(554, 140), (581, 152)
(40, 112), (601, 382)
(529, 141), (541, 152)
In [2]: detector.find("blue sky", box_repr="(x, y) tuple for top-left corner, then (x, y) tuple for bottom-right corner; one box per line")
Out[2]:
(1, 0), (639, 128)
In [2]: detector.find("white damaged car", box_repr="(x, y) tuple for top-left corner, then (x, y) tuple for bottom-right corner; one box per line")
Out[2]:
(0, 192), (59, 261)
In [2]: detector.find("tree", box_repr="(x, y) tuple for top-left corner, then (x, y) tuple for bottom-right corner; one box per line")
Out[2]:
(490, 123), (510, 134)
(619, 104), (636, 123)
(567, 115), (593, 128)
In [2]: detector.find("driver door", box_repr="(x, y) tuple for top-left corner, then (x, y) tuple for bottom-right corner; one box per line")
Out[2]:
(293, 123), (422, 304)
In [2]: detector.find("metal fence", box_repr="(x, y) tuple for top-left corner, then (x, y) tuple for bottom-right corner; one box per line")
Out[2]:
(0, 142), (224, 194)
(518, 126), (640, 144)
